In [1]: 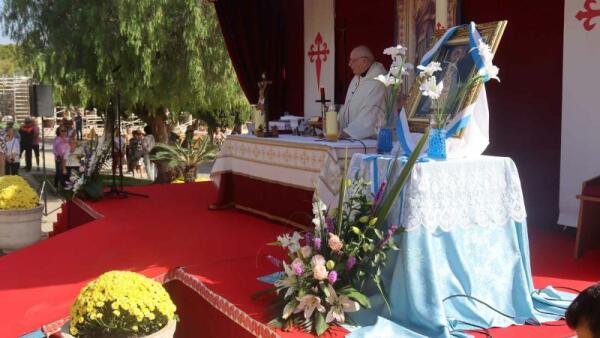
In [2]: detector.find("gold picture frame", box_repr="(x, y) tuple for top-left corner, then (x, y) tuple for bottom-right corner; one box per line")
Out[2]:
(404, 20), (507, 136)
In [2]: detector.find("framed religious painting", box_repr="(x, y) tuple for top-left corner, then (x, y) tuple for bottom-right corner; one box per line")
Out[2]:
(395, 0), (462, 97)
(404, 20), (507, 134)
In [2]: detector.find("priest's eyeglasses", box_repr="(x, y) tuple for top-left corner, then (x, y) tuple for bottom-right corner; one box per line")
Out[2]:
(348, 56), (368, 65)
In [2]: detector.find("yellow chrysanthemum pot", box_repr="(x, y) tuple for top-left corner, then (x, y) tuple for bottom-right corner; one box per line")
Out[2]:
(64, 271), (177, 338)
(0, 176), (42, 253)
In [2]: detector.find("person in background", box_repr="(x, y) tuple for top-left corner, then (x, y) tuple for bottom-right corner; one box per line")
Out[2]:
(55, 117), (68, 136)
(19, 117), (35, 172)
(4, 127), (20, 175)
(32, 118), (41, 170)
(53, 126), (70, 187)
(566, 282), (600, 338)
(66, 119), (75, 138)
(142, 125), (155, 181)
(182, 125), (195, 148)
(112, 129), (126, 175)
(0, 129), (6, 176)
(74, 111), (83, 140)
(127, 130), (144, 178)
(62, 137), (84, 184)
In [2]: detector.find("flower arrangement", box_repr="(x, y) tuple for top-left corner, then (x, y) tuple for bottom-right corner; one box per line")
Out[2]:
(267, 131), (429, 335)
(417, 39), (500, 128)
(374, 45), (412, 127)
(0, 176), (39, 210)
(65, 136), (111, 200)
(69, 271), (177, 337)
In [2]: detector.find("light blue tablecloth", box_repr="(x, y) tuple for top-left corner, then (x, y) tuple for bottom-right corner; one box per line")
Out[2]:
(345, 155), (575, 338)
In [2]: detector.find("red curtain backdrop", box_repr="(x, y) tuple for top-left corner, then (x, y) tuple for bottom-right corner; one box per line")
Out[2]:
(334, 0), (396, 104)
(214, 0), (304, 118)
(461, 0), (564, 228)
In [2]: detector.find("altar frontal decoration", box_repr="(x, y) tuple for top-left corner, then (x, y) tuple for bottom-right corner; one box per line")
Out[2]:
(398, 21), (507, 158)
(264, 131), (428, 335)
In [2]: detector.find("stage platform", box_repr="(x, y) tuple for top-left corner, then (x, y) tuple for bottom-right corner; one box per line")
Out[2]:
(0, 183), (598, 338)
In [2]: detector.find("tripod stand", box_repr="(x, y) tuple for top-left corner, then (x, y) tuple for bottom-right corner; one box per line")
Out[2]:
(105, 91), (148, 199)
(38, 115), (65, 216)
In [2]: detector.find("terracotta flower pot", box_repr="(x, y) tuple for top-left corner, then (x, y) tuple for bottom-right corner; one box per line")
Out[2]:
(0, 204), (43, 253)
(61, 320), (176, 338)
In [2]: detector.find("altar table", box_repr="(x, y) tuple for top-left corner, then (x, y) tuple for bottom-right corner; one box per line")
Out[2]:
(210, 135), (377, 229)
(345, 155), (572, 338)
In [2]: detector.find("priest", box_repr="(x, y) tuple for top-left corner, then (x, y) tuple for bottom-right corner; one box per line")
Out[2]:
(338, 45), (387, 139)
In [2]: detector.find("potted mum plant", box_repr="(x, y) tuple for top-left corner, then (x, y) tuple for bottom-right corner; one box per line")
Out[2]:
(0, 175), (43, 253)
(66, 271), (177, 338)
(151, 136), (217, 183)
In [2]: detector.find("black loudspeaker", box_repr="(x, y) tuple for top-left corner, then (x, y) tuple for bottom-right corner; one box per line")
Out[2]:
(30, 84), (54, 117)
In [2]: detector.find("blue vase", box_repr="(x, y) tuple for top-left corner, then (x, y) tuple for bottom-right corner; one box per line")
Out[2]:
(427, 128), (447, 160)
(377, 127), (393, 155)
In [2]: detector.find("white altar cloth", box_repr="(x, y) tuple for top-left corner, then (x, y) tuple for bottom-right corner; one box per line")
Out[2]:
(211, 135), (377, 206)
(349, 154), (527, 232)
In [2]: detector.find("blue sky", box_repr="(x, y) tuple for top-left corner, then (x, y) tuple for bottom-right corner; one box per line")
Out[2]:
(0, 0), (13, 45)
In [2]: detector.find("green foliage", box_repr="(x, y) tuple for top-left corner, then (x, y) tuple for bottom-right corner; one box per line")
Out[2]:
(1, 0), (249, 119)
(0, 44), (25, 75)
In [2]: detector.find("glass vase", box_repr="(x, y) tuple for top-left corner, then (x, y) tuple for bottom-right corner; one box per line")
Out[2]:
(377, 127), (393, 155)
(427, 128), (447, 160)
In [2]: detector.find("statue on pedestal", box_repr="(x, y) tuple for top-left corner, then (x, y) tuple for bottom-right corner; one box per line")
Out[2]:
(255, 73), (277, 137)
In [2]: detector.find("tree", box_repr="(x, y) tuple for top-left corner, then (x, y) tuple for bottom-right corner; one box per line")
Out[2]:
(2, 0), (249, 181)
(0, 44), (24, 75)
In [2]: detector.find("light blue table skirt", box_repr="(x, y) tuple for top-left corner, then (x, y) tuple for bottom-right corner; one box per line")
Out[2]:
(347, 220), (575, 338)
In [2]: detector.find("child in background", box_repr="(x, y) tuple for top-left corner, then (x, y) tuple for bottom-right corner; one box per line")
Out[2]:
(566, 282), (600, 338)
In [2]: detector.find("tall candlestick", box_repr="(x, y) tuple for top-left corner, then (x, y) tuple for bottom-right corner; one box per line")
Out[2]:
(325, 108), (338, 141)
(436, 0), (448, 29)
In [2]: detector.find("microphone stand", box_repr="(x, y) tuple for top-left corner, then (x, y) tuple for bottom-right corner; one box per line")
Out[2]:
(105, 90), (148, 199)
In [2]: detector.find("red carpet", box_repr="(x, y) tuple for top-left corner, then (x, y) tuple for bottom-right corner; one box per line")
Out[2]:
(0, 182), (597, 338)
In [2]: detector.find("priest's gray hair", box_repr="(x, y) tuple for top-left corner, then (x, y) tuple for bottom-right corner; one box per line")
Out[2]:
(352, 45), (375, 63)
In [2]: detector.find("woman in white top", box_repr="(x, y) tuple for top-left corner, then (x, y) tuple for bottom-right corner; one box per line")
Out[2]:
(4, 127), (20, 175)
(62, 137), (84, 181)
(142, 126), (156, 180)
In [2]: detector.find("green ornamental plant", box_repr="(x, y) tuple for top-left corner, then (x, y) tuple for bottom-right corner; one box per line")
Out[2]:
(151, 136), (218, 183)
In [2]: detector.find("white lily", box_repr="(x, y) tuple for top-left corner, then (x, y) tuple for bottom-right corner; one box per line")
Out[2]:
(419, 76), (444, 100)
(417, 61), (442, 78)
(374, 74), (398, 87)
(274, 261), (298, 299)
(312, 200), (327, 215)
(476, 39), (494, 64)
(325, 285), (360, 323)
(277, 232), (303, 253)
(383, 44), (407, 57)
(294, 294), (326, 320)
(479, 63), (500, 82)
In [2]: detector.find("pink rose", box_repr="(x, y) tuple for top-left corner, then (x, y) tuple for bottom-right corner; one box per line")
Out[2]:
(328, 233), (343, 252)
(311, 254), (326, 267)
(313, 264), (328, 280)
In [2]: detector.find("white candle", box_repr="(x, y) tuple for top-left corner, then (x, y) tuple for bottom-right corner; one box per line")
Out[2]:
(436, 0), (448, 29)
(325, 110), (338, 141)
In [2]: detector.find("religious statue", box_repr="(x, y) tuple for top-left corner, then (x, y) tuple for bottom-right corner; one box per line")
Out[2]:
(257, 73), (272, 119)
(255, 73), (277, 137)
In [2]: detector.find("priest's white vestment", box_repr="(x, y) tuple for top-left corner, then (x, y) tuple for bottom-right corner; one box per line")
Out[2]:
(338, 62), (386, 139)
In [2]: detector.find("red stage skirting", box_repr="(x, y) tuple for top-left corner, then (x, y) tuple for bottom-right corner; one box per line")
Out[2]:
(0, 183), (598, 338)
(213, 172), (314, 230)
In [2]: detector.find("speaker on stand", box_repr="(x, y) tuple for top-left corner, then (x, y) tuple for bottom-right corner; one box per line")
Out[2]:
(30, 84), (63, 217)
